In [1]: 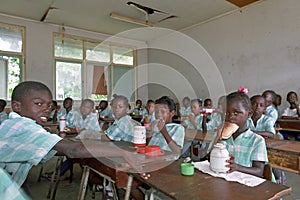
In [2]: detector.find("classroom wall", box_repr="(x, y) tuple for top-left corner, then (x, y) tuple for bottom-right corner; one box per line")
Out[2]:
(0, 13), (148, 105)
(148, 0), (300, 110)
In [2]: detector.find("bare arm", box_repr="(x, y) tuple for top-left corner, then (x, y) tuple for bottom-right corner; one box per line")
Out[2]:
(252, 130), (274, 138)
(226, 155), (265, 178)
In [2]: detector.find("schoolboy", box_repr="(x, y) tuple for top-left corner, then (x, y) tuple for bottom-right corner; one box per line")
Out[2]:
(247, 95), (275, 138)
(57, 97), (77, 129)
(262, 90), (278, 125)
(0, 81), (141, 193)
(141, 99), (155, 124)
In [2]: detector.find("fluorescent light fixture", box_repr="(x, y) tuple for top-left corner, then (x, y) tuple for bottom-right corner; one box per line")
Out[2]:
(110, 12), (154, 27)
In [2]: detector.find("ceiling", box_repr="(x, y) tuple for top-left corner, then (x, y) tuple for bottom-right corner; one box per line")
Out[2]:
(0, 0), (261, 36)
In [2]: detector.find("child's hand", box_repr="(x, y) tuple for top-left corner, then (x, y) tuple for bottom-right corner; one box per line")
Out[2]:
(226, 154), (237, 173)
(188, 113), (195, 121)
(156, 119), (165, 131)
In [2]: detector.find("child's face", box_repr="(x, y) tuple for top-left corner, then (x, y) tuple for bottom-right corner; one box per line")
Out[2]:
(262, 92), (273, 107)
(191, 101), (201, 115)
(136, 100), (142, 108)
(287, 93), (297, 105)
(225, 100), (250, 130)
(80, 102), (93, 117)
(204, 100), (212, 108)
(251, 97), (266, 117)
(183, 99), (190, 107)
(12, 89), (52, 125)
(99, 102), (107, 110)
(275, 96), (281, 106)
(112, 98), (128, 119)
(63, 99), (73, 109)
(155, 103), (174, 123)
(146, 102), (155, 114)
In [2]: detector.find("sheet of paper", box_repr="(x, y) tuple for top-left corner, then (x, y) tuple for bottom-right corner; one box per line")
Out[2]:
(193, 160), (265, 187)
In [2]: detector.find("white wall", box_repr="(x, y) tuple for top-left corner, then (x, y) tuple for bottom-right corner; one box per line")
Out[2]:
(148, 0), (300, 110)
(0, 13), (148, 104)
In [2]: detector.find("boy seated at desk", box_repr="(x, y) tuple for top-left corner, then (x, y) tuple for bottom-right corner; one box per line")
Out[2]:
(281, 91), (300, 141)
(131, 96), (185, 199)
(104, 94), (140, 142)
(141, 99), (155, 125)
(247, 95), (276, 138)
(57, 97), (77, 131)
(0, 81), (143, 198)
(55, 98), (101, 179)
(47, 100), (59, 122)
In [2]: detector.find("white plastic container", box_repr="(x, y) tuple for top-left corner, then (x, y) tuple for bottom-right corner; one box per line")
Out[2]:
(210, 143), (230, 173)
(133, 125), (146, 147)
(59, 116), (66, 132)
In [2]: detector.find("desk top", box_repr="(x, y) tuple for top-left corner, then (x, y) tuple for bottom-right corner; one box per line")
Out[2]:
(134, 160), (291, 200)
(276, 119), (300, 132)
(266, 138), (300, 155)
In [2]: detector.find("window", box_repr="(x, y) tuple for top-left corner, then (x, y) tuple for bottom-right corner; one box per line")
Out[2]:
(54, 34), (136, 102)
(0, 23), (25, 100)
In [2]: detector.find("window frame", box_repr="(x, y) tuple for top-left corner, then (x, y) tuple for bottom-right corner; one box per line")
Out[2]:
(0, 22), (25, 100)
(53, 33), (137, 102)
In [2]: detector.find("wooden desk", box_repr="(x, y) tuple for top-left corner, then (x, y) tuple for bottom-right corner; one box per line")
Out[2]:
(276, 119), (300, 132)
(185, 129), (218, 142)
(266, 138), (300, 174)
(133, 160), (292, 200)
(77, 141), (179, 200)
(42, 121), (59, 131)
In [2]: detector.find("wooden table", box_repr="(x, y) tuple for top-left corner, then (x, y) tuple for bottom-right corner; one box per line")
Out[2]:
(42, 121), (59, 131)
(266, 138), (300, 174)
(77, 141), (179, 200)
(133, 160), (292, 200)
(276, 119), (300, 132)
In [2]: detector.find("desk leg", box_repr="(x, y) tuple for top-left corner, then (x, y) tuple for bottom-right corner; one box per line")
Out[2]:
(77, 166), (90, 200)
(124, 175), (133, 200)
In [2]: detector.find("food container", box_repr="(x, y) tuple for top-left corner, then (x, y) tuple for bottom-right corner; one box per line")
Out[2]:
(210, 143), (230, 173)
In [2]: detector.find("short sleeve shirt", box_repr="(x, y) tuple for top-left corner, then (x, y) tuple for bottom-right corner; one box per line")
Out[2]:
(221, 129), (268, 167)
(282, 105), (300, 117)
(75, 112), (101, 132)
(0, 111), (8, 125)
(265, 105), (278, 125)
(0, 112), (62, 186)
(104, 115), (138, 143)
(0, 168), (29, 199)
(57, 108), (77, 128)
(148, 123), (185, 152)
(247, 114), (275, 134)
(180, 106), (191, 116)
(184, 114), (203, 130)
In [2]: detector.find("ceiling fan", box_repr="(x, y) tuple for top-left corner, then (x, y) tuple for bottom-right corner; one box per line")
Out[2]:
(110, 1), (178, 26)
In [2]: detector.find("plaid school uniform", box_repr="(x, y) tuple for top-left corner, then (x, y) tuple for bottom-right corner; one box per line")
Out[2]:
(148, 123), (185, 152)
(265, 105), (278, 125)
(184, 114), (203, 130)
(0, 168), (29, 199)
(0, 111), (8, 125)
(222, 129), (268, 167)
(0, 112), (62, 186)
(104, 115), (139, 143)
(180, 106), (191, 116)
(75, 112), (101, 132)
(57, 108), (78, 128)
(247, 114), (276, 134)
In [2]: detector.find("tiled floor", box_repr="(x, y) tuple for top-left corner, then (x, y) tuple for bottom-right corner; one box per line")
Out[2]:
(26, 157), (300, 200)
